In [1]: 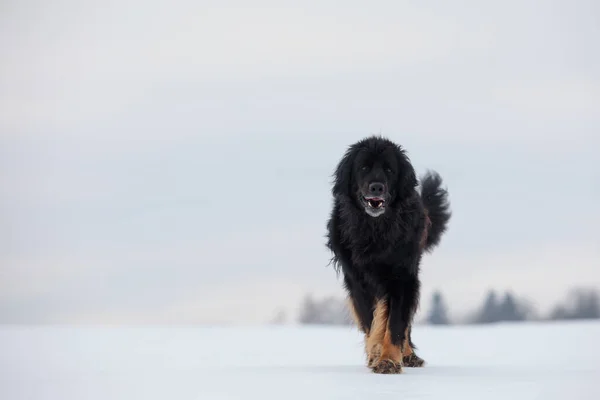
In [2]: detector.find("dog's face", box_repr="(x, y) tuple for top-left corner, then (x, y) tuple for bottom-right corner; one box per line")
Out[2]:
(332, 136), (417, 218)
(353, 146), (398, 217)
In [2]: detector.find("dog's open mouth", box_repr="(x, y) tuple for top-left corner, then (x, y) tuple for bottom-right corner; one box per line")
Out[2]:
(365, 197), (385, 209)
(361, 195), (387, 217)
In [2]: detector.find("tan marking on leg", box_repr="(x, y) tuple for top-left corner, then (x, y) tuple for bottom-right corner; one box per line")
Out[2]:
(401, 326), (426, 367)
(365, 300), (387, 367)
(379, 325), (402, 362)
(346, 297), (372, 364)
(371, 312), (403, 374)
(402, 327), (414, 357)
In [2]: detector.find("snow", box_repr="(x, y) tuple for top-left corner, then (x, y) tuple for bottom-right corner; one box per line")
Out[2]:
(1, 321), (599, 399)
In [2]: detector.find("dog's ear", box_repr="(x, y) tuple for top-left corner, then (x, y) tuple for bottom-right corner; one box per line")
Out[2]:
(332, 145), (357, 196)
(395, 147), (418, 199)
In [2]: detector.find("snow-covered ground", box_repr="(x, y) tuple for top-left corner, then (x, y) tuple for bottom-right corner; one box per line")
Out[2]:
(1, 321), (599, 399)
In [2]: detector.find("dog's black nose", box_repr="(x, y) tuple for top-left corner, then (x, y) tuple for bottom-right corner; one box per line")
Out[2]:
(368, 182), (385, 196)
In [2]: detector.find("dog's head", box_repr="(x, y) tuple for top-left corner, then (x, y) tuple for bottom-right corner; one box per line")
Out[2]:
(332, 136), (417, 217)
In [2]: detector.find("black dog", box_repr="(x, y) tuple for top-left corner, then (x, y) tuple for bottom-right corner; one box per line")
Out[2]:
(326, 136), (451, 374)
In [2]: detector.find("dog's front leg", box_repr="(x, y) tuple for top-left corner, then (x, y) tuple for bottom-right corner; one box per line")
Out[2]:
(371, 277), (420, 374)
(402, 325), (426, 367)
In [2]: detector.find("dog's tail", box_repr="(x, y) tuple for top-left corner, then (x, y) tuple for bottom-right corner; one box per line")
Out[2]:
(420, 170), (451, 253)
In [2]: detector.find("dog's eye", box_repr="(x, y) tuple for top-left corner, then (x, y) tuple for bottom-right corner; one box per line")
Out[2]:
(361, 166), (369, 171)
(386, 168), (393, 173)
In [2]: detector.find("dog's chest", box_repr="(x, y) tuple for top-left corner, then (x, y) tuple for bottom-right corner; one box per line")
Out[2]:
(344, 218), (413, 257)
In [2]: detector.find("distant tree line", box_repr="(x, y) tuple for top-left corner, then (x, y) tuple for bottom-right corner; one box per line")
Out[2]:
(548, 288), (600, 321)
(463, 290), (535, 324)
(295, 287), (600, 325)
(297, 294), (353, 325)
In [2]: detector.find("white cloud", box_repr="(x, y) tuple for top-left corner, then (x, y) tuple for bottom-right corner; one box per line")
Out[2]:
(491, 79), (600, 118)
(0, 1), (492, 131)
(0, 220), (332, 304)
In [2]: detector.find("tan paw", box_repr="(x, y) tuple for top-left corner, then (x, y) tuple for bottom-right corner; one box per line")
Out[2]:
(371, 358), (403, 374)
(366, 343), (382, 368)
(403, 353), (425, 367)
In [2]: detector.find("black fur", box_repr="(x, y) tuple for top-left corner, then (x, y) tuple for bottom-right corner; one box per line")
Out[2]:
(325, 136), (451, 370)
(420, 170), (452, 252)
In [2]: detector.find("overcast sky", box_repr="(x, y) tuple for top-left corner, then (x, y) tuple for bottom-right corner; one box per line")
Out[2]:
(1, 0), (599, 324)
